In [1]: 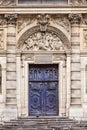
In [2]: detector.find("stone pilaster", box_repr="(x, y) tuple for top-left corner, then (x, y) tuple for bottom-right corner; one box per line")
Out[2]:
(5, 14), (17, 106)
(68, 14), (83, 117)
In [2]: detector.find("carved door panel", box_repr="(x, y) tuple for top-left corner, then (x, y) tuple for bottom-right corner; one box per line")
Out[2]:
(29, 64), (58, 116)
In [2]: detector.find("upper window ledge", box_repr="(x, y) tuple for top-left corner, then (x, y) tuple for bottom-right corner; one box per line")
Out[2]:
(18, 0), (68, 5)
(0, 0), (87, 7)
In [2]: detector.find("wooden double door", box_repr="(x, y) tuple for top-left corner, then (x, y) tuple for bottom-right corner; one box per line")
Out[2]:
(29, 64), (59, 116)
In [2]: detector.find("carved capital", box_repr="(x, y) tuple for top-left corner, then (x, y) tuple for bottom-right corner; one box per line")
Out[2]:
(68, 14), (82, 25)
(37, 14), (50, 32)
(4, 14), (17, 25)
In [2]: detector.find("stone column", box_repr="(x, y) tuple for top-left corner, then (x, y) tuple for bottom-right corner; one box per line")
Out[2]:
(5, 14), (17, 107)
(68, 14), (83, 118)
(66, 51), (71, 116)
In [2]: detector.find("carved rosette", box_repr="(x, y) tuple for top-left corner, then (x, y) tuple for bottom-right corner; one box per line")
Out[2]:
(68, 14), (82, 25)
(4, 14), (17, 25)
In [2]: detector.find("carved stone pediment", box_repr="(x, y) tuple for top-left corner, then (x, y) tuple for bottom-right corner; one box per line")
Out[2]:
(18, 25), (70, 51)
(21, 32), (66, 51)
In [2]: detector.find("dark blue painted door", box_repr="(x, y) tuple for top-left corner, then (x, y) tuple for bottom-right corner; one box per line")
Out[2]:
(29, 64), (58, 116)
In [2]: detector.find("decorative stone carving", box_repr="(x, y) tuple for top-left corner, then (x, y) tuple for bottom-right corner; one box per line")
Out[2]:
(68, 14), (82, 24)
(82, 15), (87, 25)
(0, 29), (4, 49)
(0, 0), (16, 6)
(0, 16), (6, 26)
(4, 14), (17, 25)
(70, 0), (85, 5)
(17, 15), (36, 33)
(37, 14), (50, 32)
(83, 30), (87, 47)
(23, 32), (64, 51)
(51, 15), (70, 32)
(21, 54), (34, 61)
(53, 54), (66, 61)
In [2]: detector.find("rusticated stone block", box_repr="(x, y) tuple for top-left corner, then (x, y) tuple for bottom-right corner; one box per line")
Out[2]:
(71, 72), (81, 80)
(71, 63), (80, 71)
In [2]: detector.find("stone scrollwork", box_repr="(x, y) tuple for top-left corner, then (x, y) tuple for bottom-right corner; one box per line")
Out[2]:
(68, 14), (82, 24)
(0, 0), (16, 6)
(23, 32), (64, 51)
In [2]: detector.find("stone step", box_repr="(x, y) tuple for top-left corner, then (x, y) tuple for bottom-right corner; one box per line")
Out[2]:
(18, 116), (69, 119)
(3, 117), (87, 130)
(5, 120), (77, 126)
(16, 118), (74, 122)
(71, 127), (87, 130)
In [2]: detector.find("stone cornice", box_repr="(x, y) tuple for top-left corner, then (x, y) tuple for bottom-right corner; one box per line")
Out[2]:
(0, 7), (87, 14)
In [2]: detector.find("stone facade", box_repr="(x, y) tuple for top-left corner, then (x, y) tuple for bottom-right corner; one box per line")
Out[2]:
(0, 0), (87, 121)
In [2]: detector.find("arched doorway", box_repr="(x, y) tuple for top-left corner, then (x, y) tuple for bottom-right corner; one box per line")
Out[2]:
(17, 24), (70, 117)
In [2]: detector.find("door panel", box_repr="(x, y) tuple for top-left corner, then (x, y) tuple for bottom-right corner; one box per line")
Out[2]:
(29, 64), (58, 116)
(29, 82), (42, 115)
